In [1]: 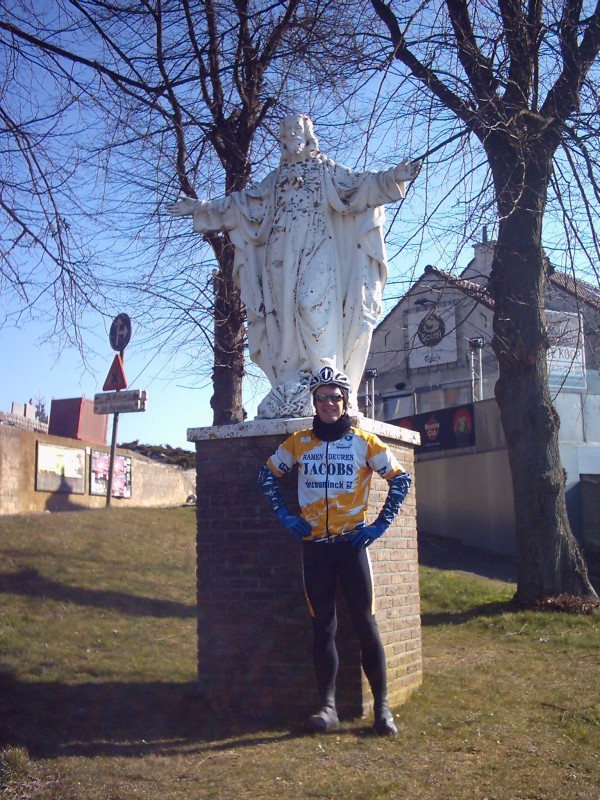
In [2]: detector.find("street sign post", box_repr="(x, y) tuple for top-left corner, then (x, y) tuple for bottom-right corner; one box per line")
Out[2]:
(94, 390), (147, 415)
(101, 315), (135, 508)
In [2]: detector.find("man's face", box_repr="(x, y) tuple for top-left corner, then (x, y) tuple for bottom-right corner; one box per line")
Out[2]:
(313, 385), (345, 424)
(280, 117), (307, 159)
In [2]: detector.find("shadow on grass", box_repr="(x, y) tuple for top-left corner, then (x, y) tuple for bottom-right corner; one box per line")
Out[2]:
(0, 568), (196, 618)
(0, 671), (305, 758)
(420, 600), (514, 627)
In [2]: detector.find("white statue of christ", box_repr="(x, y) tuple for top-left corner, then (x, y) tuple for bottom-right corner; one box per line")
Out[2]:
(167, 113), (420, 418)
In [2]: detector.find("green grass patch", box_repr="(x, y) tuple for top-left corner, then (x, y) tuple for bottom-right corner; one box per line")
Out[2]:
(1, 508), (599, 800)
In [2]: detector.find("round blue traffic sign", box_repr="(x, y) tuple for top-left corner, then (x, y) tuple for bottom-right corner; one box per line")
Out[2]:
(109, 313), (132, 352)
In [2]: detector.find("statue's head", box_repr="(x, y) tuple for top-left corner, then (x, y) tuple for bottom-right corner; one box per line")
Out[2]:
(279, 114), (319, 163)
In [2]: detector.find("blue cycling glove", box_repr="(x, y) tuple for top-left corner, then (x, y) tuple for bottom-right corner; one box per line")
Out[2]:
(258, 465), (312, 542)
(349, 472), (412, 550)
(349, 519), (388, 550)
(275, 507), (312, 541)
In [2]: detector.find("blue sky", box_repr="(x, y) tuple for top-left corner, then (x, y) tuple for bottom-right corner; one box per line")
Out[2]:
(0, 317), (271, 451)
(0, 213), (474, 453)
(2, 222), (591, 453)
(2, 110), (576, 449)
(0, 55), (476, 450)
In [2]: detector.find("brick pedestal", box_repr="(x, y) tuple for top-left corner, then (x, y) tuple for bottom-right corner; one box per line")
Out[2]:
(188, 417), (422, 727)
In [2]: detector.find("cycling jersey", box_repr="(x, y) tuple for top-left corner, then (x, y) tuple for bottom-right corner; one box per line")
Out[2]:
(266, 426), (408, 540)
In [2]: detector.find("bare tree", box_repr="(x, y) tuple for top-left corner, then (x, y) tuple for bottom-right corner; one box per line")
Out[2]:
(0, 8), (109, 346)
(1, 0), (373, 422)
(8, 2), (595, 604)
(370, 0), (600, 603)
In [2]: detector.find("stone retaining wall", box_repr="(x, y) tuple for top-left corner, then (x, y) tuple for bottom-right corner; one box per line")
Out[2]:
(0, 423), (195, 514)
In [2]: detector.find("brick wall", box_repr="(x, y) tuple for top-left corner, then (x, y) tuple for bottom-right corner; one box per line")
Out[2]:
(190, 417), (422, 727)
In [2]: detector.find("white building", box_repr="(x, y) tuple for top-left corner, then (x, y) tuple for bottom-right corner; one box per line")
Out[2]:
(364, 238), (600, 568)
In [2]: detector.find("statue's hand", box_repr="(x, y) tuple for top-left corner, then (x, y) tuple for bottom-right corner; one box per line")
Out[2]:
(393, 159), (422, 182)
(166, 194), (198, 217)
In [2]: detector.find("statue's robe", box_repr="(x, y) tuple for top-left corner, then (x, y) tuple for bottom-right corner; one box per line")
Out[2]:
(193, 153), (408, 415)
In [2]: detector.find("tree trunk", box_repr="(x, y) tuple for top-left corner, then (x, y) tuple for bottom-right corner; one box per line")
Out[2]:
(490, 177), (596, 603)
(203, 122), (255, 426)
(206, 232), (246, 425)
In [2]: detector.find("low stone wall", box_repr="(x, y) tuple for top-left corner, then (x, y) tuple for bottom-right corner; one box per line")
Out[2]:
(0, 411), (49, 435)
(0, 424), (195, 515)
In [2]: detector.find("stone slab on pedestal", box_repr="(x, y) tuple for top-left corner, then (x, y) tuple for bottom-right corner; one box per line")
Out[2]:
(188, 417), (422, 728)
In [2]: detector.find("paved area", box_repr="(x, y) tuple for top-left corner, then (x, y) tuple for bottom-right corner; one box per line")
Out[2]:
(417, 532), (517, 583)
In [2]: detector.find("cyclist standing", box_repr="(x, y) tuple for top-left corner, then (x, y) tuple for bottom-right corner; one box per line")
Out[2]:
(259, 366), (411, 735)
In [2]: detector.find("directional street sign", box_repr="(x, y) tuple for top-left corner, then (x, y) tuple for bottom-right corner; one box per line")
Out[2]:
(109, 313), (132, 352)
(94, 390), (147, 415)
(103, 354), (128, 391)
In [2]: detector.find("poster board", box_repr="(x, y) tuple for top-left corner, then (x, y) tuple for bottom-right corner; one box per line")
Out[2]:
(36, 442), (86, 494)
(90, 450), (132, 498)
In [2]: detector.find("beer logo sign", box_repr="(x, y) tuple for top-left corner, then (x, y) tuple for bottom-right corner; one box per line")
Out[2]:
(417, 312), (445, 347)
(424, 417), (440, 442)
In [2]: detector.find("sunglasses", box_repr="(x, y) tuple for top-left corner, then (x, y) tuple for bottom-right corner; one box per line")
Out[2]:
(314, 393), (344, 404)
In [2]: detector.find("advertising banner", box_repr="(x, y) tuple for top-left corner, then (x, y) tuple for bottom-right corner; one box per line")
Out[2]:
(396, 404), (476, 453)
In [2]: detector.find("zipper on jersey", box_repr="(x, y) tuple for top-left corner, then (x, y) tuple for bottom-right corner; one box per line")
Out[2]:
(325, 441), (333, 542)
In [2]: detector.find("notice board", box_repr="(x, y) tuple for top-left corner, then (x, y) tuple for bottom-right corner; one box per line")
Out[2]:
(36, 442), (86, 494)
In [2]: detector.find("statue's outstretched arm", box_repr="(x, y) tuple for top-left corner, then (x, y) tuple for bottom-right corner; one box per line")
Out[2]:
(392, 159), (422, 182)
(165, 194), (199, 217)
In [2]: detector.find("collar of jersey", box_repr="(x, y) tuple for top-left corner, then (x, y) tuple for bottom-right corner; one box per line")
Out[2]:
(312, 413), (352, 442)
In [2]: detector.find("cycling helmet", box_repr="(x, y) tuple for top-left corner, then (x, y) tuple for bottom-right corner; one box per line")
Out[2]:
(309, 366), (352, 394)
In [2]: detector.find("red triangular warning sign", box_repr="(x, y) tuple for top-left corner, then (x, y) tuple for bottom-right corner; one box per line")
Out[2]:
(103, 354), (128, 391)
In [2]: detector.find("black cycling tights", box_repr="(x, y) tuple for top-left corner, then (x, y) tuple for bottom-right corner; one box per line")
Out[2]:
(302, 540), (387, 709)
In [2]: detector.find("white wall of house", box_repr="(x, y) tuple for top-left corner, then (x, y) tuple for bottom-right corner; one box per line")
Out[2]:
(368, 239), (600, 558)
(416, 448), (516, 555)
(411, 394), (600, 556)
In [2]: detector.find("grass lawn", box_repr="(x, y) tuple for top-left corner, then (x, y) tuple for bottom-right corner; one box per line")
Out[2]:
(0, 507), (598, 800)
